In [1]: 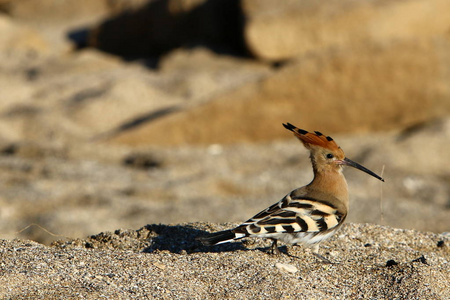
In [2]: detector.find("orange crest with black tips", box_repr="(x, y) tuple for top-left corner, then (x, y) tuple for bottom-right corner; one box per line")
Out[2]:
(283, 123), (340, 151)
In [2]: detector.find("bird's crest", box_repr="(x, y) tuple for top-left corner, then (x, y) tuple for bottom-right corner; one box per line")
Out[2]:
(283, 123), (340, 151)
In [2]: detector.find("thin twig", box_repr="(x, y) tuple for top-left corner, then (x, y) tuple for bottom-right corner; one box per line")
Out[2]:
(380, 165), (385, 224)
(15, 223), (66, 238)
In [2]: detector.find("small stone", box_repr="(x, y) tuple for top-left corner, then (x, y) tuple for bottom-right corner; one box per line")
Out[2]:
(386, 260), (398, 267)
(153, 263), (166, 270)
(275, 263), (298, 274)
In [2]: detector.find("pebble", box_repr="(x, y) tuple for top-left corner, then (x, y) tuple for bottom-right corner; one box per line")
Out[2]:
(275, 262), (298, 273)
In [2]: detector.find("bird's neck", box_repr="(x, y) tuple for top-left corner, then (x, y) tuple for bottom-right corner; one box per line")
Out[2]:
(308, 169), (349, 204)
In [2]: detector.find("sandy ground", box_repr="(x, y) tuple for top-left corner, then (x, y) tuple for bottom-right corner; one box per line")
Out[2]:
(1, 223), (449, 299)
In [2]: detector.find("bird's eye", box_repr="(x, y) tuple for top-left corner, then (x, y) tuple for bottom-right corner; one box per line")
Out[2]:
(326, 153), (334, 159)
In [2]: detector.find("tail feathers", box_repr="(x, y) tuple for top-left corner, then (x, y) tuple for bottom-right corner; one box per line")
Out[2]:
(197, 230), (243, 246)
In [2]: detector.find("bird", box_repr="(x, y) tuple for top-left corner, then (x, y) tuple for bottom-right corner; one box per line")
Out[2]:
(197, 123), (384, 261)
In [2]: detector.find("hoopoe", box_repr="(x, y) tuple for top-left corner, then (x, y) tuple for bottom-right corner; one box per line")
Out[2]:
(197, 123), (384, 261)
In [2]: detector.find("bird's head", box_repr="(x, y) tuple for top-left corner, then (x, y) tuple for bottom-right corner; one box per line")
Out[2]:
(283, 123), (384, 182)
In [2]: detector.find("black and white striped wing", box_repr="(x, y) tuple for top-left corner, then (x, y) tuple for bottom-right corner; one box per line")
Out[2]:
(234, 194), (345, 237)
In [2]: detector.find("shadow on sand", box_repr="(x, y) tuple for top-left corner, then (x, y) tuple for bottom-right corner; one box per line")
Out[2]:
(140, 223), (249, 254)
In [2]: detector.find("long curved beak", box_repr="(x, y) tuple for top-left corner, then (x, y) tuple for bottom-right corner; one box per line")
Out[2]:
(339, 157), (384, 182)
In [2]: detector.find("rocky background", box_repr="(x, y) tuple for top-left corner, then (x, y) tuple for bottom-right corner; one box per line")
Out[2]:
(0, 0), (449, 298)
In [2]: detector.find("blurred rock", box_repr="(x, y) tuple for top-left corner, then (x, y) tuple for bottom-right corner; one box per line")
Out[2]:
(110, 39), (450, 146)
(0, 47), (269, 144)
(6, 0), (450, 62)
(1, 0), (109, 24)
(0, 14), (48, 131)
(1, 0), (113, 52)
(66, 76), (181, 136)
(243, 0), (450, 61)
(367, 117), (450, 176)
(0, 48), (184, 143)
(0, 13), (48, 69)
(157, 47), (271, 100)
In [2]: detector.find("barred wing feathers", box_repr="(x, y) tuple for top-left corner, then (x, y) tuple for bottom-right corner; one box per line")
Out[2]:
(234, 193), (346, 239)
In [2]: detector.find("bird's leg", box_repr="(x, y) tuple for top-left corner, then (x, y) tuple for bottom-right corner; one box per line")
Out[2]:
(269, 239), (281, 256)
(312, 244), (332, 264)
